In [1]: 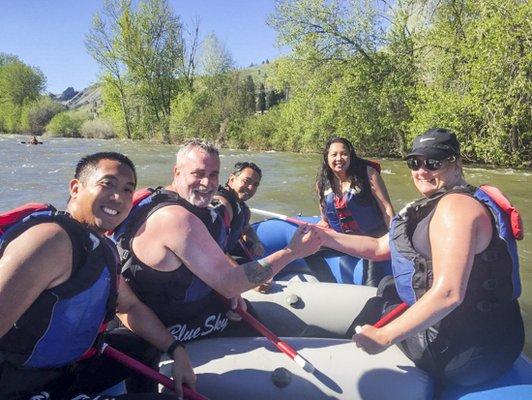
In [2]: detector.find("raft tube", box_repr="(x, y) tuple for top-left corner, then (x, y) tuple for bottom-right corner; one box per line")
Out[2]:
(250, 216), (391, 285)
(105, 281), (531, 398)
(242, 281), (373, 338)
(161, 336), (433, 399)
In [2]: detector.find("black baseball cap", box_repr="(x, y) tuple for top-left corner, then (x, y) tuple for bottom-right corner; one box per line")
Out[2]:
(405, 128), (460, 160)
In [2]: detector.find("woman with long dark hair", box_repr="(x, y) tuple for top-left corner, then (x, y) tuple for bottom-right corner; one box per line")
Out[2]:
(315, 136), (394, 286)
(316, 137), (394, 236)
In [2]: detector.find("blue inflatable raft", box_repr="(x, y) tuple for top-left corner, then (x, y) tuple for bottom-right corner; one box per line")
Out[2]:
(248, 216), (532, 399)
(250, 216), (392, 285)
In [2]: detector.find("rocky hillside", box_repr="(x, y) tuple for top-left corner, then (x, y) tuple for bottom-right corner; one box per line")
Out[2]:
(64, 84), (102, 111)
(56, 63), (269, 113)
(50, 86), (78, 102)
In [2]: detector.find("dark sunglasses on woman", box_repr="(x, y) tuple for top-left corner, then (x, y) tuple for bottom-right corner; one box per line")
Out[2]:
(406, 155), (456, 171)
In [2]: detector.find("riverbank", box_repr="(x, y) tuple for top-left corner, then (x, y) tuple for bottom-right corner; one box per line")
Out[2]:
(5, 132), (532, 171)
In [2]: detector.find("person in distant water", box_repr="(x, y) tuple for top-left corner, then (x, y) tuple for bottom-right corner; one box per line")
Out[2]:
(29, 135), (40, 145)
(111, 139), (321, 345)
(316, 136), (394, 286)
(318, 128), (524, 387)
(0, 152), (195, 399)
(213, 161), (264, 259)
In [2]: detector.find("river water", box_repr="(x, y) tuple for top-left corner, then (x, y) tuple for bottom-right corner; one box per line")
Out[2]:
(1, 135), (530, 356)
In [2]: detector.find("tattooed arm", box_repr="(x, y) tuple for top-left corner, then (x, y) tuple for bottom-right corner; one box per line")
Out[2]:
(157, 206), (322, 298)
(243, 258), (274, 285)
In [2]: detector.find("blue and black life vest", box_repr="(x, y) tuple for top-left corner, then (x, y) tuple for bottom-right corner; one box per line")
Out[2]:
(110, 188), (227, 330)
(213, 185), (251, 253)
(0, 204), (119, 369)
(322, 162), (386, 236)
(389, 184), (521, 309)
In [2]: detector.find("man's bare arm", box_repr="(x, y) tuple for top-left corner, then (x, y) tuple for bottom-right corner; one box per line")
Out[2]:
(242, 259), (272, 284)
(156, 207), (321, 298)
(0, 223), (71, 337)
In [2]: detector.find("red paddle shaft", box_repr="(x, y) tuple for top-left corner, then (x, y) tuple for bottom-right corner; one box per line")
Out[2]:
(249, 208), (316, 227)
(220, 296), (315, 373)
(374, 302), (408, 328)
(101, 344), (208, 400)
(355, 302), (409, 334)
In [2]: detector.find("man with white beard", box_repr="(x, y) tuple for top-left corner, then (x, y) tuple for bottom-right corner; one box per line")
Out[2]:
(111, 138), (321, 344)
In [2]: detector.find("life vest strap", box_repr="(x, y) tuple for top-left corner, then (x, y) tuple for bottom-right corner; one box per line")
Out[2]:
(0, 203), (51, 235)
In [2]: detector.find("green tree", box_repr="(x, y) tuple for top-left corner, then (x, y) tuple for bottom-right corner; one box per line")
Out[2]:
(87, 0), (199, 141)
(0, 57), (46, 133)
(266, 89), (282, 109)
(199, 32), (234, 77)
(0, 60), (45, 106)
(257, 83), (266, 114)
(86, 0), (134, 138)
(46, 111), (87, 137)
(0, 52), (20, 67)
(264, 0), (421, 154)
(26, 97), (64, 133)
(410, 0), (531, 166)
(244, 75), (256, 114)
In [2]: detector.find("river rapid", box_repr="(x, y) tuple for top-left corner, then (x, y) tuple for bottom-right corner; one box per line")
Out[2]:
(1, 135), (530, 356)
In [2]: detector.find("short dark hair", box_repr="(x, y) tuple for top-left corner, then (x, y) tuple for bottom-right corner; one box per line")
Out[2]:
(231, 161), (262, 179)
(75, 152), (137, 186)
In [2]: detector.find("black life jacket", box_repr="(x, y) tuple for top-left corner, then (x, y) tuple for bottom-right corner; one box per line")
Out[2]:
(0, 204), (118, 368)
(214, 185), (251, 252)
(389, 184), (521, 319)
(109, 188), (229, 337)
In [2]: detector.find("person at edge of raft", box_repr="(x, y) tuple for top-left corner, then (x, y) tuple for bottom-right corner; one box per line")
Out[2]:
(317, 128), (524, 388)
(212, 161), (264, 259)
(110, 138), (321, 345)
(0, 152), (195, 399)
(211, 161), (273, 293)
(315, 136), (395, 286)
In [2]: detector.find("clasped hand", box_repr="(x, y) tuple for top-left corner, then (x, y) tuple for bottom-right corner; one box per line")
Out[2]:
(352, 325), (392, 355)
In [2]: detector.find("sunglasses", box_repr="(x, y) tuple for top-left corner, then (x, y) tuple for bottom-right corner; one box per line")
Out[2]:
(406, 156), (456, 171)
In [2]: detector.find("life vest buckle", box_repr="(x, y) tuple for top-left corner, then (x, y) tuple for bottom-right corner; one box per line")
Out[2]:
(481, 250), (499, 262)
(120, 249), (130, 263)
(482, 279), (498, 291)
(476, 301), (494, 313)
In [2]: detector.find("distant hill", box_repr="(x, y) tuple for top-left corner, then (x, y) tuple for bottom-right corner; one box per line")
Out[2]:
(56, 61), (273, 113)
(238, 62), (272, 85)
(50, 86), (78, 102)
(64, 84), (102, 111)
(49, 84), (101, 112)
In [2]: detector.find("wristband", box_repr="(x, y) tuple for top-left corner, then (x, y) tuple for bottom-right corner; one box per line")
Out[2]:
(166, 339), (185, 357)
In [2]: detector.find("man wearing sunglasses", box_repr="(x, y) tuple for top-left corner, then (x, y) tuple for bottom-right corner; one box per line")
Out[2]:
(318, 128), (524, 388)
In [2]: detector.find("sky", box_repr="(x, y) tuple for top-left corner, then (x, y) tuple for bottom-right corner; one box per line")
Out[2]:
(0, 0), (285, 94)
